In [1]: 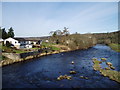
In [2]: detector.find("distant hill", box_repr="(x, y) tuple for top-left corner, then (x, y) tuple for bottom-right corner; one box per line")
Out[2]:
(92, 30), (120, 44)
(14, 36), (51, 41)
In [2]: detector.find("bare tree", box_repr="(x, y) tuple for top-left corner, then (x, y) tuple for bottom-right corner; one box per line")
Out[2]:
(63, 27), (70, 36)
(49, 31), (54, 36)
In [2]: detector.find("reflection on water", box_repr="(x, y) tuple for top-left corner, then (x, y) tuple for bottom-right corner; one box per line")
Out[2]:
(2, 44), (120, 88)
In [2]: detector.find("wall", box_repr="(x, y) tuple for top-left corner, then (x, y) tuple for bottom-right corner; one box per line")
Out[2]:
(2, 53), (21, 60)
(2, 50), (41, 60)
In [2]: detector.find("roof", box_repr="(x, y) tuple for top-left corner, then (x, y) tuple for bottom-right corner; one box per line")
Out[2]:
(14, 38), (39, 41)
(5, 37), (18, 41)
(14, 37), (48, 41)
(14, 36), (50, 41)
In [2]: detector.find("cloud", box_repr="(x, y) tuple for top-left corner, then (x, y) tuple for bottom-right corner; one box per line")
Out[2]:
(2, 2), (118, 37)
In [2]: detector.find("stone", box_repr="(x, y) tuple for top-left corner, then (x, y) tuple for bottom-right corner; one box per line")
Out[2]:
(70, 71), (77, 74)
(101, 58), (107, 61)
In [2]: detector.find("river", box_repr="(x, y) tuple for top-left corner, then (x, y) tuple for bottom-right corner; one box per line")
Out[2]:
(2, 44), (120, 88)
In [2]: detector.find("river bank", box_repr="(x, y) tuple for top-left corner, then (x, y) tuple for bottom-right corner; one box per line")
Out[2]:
(108, 43), (120, 52)
(1, 43), (95, 67)
(1, 43), (119, 67)
(0, 49), (71, 67)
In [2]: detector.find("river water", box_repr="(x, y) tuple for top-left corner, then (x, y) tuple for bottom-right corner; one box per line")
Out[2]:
(2, 44), (120, 88)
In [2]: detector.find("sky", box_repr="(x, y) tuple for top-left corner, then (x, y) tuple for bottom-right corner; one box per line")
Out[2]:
(2, 2), (118, 37)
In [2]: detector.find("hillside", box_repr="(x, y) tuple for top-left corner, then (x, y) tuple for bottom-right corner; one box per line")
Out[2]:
(92, 30), (120, 44)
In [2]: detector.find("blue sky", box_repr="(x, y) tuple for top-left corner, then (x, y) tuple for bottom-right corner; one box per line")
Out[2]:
(2, 2), (118, 37)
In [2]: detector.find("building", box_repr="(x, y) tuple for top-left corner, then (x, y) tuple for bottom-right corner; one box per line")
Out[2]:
(25, 44), (33, 49)
(15, 38), (43, 45)
(14, 38), (33, 49)
(4, 37), (20, 49)
(14, 38), (43, 49)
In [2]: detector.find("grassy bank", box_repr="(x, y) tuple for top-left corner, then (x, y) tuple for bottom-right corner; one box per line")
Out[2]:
(0, 48), (70, 67)
(41, 42), (61, 51)
(109, 43), (120, 52)
(49, 34), (97, 50)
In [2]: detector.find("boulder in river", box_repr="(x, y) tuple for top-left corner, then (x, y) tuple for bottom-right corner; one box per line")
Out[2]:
(80, 76), (88, 79)
(57, 75), (72, 80)
(110, 66), (115, 70)
(101, 58), (107, 61)
(70, 71), (77, 74)
(106, 62), (112, 66)
(92, 58), (97, 60)
(71, 61), (74, 64)
(105, 67), (111, 70)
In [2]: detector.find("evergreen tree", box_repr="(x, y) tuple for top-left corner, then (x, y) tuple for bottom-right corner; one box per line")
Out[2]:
(1, 28), (8, 39)
(8, 27), (15, 38)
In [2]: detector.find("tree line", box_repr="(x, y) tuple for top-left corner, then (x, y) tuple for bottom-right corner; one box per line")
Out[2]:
(49, 27), (70, 37)
(0, 27), (15, 39)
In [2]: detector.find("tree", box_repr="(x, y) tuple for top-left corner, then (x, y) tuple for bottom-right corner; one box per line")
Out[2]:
(1, 28), (8, 39)
(56, 39), (59, 44)
(49, 31), (54, 36)
(53, 32), (57, 37)
(63, 27), (70, 36)
(8, 27), (14, 38)
(49, 30), (62, 37)
(6, 41), (11, 47)
(49, 27), (70, 37)
(55, 30), (62, 36)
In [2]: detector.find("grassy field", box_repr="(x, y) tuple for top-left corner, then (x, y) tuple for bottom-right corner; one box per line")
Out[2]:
(109, 43), (120, 52)
(41, 42), (60, 51)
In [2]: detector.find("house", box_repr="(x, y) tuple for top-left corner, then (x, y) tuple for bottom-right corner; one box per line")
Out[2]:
(14, 38), (33, 49)
(4, 37), (20, 49)
(25, 44), (33, 49)
(15, 38), (43, 45)
(14, 38), (43, 49)
(14, 38), (31, 45)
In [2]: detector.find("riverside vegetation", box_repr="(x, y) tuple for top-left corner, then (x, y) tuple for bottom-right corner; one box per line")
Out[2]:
(92, 58), (120, 83)
(93, 30), (120, 52)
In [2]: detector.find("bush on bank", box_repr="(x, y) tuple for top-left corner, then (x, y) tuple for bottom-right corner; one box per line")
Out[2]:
(49, 34), (97, 50)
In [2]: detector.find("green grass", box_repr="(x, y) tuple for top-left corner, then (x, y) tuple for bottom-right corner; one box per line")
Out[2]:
(41, 42), (56, 47)
(41, 42), (60, 51)
(2, 46), (13, 52)
(109, 43), (120, 52)
(50, 46), (60, 51)
(13, 50), (28, 53)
